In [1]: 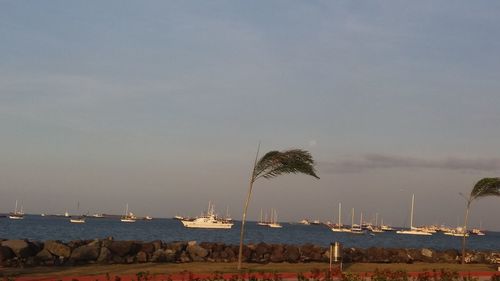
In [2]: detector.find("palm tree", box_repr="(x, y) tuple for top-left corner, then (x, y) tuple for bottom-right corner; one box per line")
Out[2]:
(237, 145), (319, 270)
(461, 177), (500, 264)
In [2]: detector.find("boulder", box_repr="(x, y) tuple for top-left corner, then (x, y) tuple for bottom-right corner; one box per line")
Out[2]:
(70, 243), (100, 262)
(187, 243), (208, 261)
(151, 249), (166, 262)
(165, 249), (177, 262)
(97, 247), (112, 263)
(141, 242), (155, 254)
(270, 244), (284, 263)
(0, 246), (15, 262)
(1, 240), (34, 258)
(136, 251), (148, 263)
(284, 245), (300, 263)
(36, 249), (54, 261)
(108, 241), (134, 257)
(45, 241), (71, 258)
(421, 248), (433, 258)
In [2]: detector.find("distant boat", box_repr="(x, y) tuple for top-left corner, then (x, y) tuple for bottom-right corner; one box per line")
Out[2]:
(69, 201), (86, 224)
(180, 202), (233, 229)
(350, 208), (364, 235)
(121, 203), (137, 223)
(396, 194), (432, 236)
(444, 227), (469, 237)
(370, 213), (384, 233)
(93, 213), (104, 218)
(331, 203), (351, 233)
(145, 216), (153, 220)
(257, 209), (268, 226)
(9, 200), (24, 220)
(299, 219), (311, 225)
(267, 208), (282, 228)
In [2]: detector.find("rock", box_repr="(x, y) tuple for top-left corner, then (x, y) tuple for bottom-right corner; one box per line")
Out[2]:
(108, 241), (134, 257)
(152, 240), (163, 251)
(165, 249), (176, 262)
(151, 249), (166, 262)
(141, 242), (155, 254)
(284, 245), (300, 263)
(70, 243), (100, 262)
(45, 241), (71, 258)
(179, 251), (191, 263)
(36, 249), (54, 261)
(136, 251), (148, 263)
(165, 241), (186, 252)
(270, 244), (284, 263)
(187, 243), (208, 261)
(421, 248), (433, 258)
(97, 247), (112, 263)
(1, 240), (34, 258)
(0, 246), (15, 263)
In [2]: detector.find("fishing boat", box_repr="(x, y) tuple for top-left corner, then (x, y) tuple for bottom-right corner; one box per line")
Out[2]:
(331, 203), (352, 232)
(9, 200), (24, 220)
(396, 194), (432, 236)
(181, 202), (233, 229)
(121, 203), (137, 223)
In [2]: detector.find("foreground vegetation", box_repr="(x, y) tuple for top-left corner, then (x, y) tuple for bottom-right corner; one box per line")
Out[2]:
(1, 262), (499, 280)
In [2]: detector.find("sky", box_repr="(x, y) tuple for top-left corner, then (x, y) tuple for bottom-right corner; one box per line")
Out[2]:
(1, 1), (500, 230)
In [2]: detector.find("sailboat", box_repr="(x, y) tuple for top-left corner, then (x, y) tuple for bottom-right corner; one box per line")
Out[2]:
(9, 200), (24, 220)
(121, 203), (137, 223)
(257, 209), (268, 226)
(268, 208), (282, 228)
(371, 213), (384, 233)
(69, 202), (86, 224)
(350, 208), (364, 234)
(331, 203), (351, 232)
(396, 194), (432, 236)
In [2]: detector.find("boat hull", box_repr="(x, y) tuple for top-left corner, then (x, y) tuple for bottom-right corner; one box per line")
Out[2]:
(396, 230), (432, 235)
(181, 220), (233, 229)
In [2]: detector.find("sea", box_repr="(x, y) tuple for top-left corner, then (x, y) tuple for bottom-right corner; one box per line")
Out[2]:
(1, 215), (498, 251)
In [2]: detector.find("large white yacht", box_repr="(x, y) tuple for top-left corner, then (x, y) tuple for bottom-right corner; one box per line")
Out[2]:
(396, 194), (432, 236)
(181, 202), (233, 229)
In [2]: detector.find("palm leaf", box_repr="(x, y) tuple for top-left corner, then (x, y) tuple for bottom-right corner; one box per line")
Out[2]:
(470, 177), (500, 201)
(253, 149), (319, 181)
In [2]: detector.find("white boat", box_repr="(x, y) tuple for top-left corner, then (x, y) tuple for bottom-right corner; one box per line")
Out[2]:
(181, 202), (233, 229)
(331, 203), (352, 232)
(370, 213), (384, 233)
(257, 209), (269, 226)
(70, 217), (86, 224)
(299, 219), (311, 225)
(9, 200), (24, 220)
(267, 209), (282, 228)
(121, 203), (137, 223)
(93, 213), (104, 218)
(145, 216), (153, 220)
(350, 209), (364, 235)
(396, 194), (432, 236)
(69, 202), (86, 224)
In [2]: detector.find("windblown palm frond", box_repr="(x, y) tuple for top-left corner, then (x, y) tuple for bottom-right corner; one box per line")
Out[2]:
(253, 149), (319, 181)
(470, 177), (500, 201)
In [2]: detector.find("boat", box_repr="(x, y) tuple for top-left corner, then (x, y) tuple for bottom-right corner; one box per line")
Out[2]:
(370, 213), (384, 233)
(267, 209), (282, 228)
(350, 209), (364, 235)
(9, 200), (24, 220)
(444, 227), (469, 237)
(331, 203), (352, 232)
(69, 202), (86, 224)
(471, 228), (485, 236)
(299, 219), (311, 225)
(93, 213), (105, 218)
(145, 216), (153, 220)
(257, 209), (268, 226)
(121, 203), (137, 223)
(311, 219), (322, 225)
(396, 194), (432, 236)
(181, 202), (233, 229)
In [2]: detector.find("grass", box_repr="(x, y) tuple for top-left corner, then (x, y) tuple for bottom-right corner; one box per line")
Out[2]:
(1, 262), (497, 278)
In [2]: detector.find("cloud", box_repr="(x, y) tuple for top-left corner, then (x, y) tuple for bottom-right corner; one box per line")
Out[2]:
(320, 154), (500, 174)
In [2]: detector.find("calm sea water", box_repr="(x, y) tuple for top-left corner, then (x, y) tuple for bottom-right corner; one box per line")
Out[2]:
(0, 215), (498, 251)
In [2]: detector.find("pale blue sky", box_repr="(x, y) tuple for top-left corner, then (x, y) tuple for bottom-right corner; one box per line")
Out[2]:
(1, 1), (500, 230)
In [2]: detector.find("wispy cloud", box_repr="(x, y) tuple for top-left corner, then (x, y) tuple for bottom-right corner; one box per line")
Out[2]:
(320, 154), (500, 173)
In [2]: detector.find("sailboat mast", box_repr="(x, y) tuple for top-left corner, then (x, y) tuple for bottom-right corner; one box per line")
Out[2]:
(351, 208), (354, 228)
(338, 203), (342, 226)
(410, 194), (415, 229)
(14, 200), (18, 213)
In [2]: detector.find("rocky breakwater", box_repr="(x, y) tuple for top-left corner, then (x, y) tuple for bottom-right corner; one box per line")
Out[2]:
(0, 238), (499, 267)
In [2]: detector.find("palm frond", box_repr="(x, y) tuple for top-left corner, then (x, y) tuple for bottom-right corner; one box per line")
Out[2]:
(253, 149), (319, 181)
(470, 177), (500, 201)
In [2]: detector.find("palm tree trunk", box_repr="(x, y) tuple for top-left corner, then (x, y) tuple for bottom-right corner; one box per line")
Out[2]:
(461, 201), (470, 264)
(237, 143), (260, 270)
(237, 180), (254, 270)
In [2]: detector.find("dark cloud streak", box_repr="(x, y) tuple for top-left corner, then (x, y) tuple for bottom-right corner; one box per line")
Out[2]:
(320, 154), (500, 173)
